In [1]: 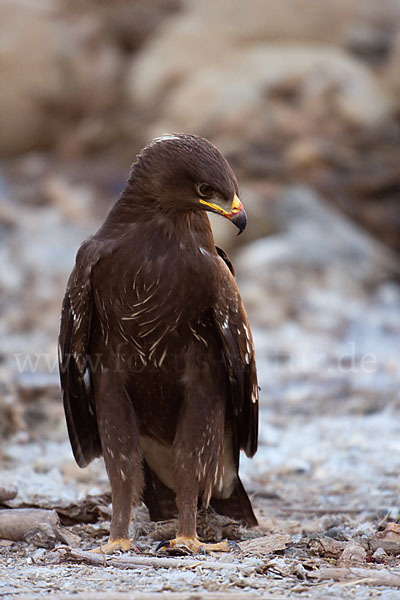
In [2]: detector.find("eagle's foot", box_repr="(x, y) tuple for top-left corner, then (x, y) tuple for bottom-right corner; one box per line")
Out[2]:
(156, 536), (239, 555)
(91, 538), (134, 554)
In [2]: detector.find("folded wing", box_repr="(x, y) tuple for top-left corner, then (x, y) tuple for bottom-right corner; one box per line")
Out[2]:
(212, 252), (259, 459)
(58, 240), (102, 467)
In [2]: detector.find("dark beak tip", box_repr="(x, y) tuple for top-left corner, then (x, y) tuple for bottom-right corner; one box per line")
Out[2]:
(231, 209), (247, 235)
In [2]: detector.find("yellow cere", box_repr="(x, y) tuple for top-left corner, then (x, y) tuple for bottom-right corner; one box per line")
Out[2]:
(230, 194), (242, 214)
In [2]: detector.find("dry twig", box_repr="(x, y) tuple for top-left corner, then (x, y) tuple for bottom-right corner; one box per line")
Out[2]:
(56, 545), (260, 574)
(0, 508), (79, 547)
(311, 566), (400, 587)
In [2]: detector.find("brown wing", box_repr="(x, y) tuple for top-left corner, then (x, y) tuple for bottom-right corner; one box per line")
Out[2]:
(212, 254), (258, 458)
(58, 240), (102, 468)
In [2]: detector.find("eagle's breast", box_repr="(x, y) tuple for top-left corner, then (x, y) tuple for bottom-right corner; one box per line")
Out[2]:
(93, 231), (219, 369)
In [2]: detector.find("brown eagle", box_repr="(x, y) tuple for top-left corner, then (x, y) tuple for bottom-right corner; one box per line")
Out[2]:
(59, 134), (258, 554)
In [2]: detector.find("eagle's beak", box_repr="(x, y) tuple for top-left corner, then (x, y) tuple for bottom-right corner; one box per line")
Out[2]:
(228, 194), (247, 235)
(199, 194), (247, 235)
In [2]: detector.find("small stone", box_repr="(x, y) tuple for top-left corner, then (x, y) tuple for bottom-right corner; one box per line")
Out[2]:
(294, 563), (307, 579)
(373, 547), (387, 559)
(217, 554), (232, 563)
(32, 547), (47, 561)
(337, 543), (367, 566)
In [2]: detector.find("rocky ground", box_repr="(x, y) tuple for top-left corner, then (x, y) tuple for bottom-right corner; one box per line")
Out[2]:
(1, 0), (400, 598)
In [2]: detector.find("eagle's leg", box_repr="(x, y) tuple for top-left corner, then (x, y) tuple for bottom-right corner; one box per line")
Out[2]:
(157, 433), (235, 554)
(92, 374), (144, 553)
(157, 345), (233, 554)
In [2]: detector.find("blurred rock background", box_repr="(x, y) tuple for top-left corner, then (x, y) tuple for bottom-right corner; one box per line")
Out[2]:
(1, 2), (400, 591)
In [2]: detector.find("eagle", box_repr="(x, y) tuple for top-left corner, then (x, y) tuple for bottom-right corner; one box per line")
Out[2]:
(59, 134), (259, 554)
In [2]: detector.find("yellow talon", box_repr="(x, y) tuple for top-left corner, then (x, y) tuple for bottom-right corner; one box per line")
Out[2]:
(156, 536), (237, 554)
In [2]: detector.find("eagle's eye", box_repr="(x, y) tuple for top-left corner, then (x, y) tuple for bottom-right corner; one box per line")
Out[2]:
(196, 183), (214, 199)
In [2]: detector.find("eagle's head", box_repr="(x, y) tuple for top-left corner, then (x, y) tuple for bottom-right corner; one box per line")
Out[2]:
(127, 134), (247, 234)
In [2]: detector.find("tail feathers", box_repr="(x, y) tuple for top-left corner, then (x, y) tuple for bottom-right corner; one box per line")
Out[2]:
(142, 461), (177, 522)
(143, 465), (257, 528)
(210, 477), (258, 527)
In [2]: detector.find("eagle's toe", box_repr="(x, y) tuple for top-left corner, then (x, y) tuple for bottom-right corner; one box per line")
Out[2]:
(156, 536), (238, 555)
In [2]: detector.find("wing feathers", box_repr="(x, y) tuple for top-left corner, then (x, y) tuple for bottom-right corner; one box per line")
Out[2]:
(212, 257), (258, 459)
(59, 242), (102, 467)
